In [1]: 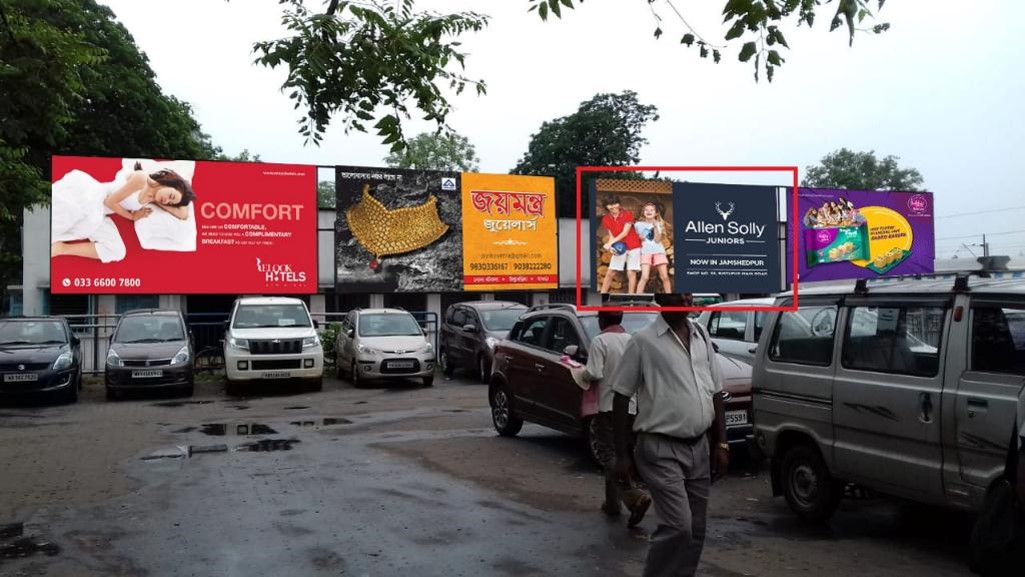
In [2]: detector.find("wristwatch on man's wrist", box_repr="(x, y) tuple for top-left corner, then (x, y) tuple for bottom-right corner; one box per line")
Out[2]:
(717, 442), (730, 452)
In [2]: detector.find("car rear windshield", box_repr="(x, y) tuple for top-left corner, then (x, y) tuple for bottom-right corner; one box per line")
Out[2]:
(0, 320), (67, 346)
(233, 304), (312, 329)
(480, 308), (526, 332)
(359, 314), (422, 337)
(115, 316), (185, 343)
(579, 312), (658, 340)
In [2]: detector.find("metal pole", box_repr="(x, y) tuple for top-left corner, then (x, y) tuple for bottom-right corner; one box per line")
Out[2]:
(983, 234), (989, 258)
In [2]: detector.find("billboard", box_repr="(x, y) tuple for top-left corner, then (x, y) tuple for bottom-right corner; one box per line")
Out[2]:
(51, 156), (317, 294)
(591, 179), (675, 295)
(590, 179), (780, 294)
(674, 182), (780, 293)
(461, 173), (558, 291)
(788, 188), (935, 281)
(335, 167), (557, 293)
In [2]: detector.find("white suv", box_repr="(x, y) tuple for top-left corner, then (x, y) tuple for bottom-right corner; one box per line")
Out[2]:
(335, 308), (435, 388)
(223, 297), (323, 394)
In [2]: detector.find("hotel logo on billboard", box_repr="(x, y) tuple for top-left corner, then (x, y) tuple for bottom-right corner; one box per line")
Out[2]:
(257, 257), (307, 286)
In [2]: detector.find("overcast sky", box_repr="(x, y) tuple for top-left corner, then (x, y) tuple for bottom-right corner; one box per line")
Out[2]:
(100, 0), (1024, 259)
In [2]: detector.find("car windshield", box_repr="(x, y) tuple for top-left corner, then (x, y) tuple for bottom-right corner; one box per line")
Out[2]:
(0, 320), (67, 346)
(115, 316), (185, 343)
(579, 312), (658, 341)
(480, 308), (526, 332)
(359, 314), (423, 337)
(232, 304), (312, 329)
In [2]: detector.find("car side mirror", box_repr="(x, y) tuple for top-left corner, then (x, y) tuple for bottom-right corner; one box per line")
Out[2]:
(564, 345), (586, 362)
(313, 319), (320, 329)
(463, 324), (477, 333)
(346, 329), (355, 339)
(222, 321), (229, 332)
(712, 342), (720, 353)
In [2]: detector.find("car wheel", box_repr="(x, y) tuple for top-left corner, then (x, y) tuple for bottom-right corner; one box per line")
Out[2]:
(63, 380), (79, 404)
(440, 350), (454, 377)
(490, 385), (523, 437)
(351, 361), (363, 388)
(335, 360), (345, 380)
(308, 378), (323, 392)
(105, 387), (118, 402)
(585, 416), (604, 467)
(181, 382), (195, 397)
(780, 444), (843, 522)
(423, 376), (434, 387)
(477, 355), (490, 384)
(225, 378), (242, 397)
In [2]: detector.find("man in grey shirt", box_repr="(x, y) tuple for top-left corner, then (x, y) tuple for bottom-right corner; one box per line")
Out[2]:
(611, 293), (729, 577)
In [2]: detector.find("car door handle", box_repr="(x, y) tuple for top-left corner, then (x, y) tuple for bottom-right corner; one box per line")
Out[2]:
(748, 347), (757, 354)
(534, 363), (546, 372)
(919, 392), (934, 424)
(966, 398), (988, 418)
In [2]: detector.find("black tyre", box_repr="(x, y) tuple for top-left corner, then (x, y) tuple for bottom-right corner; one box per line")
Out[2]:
(181, 383), (195, 397)
(105, 387), (118, 401)
(350, 362), (363, 388)
(440, 350), (454, 377)
(225, 379), (243, 397)
(308, 378), (323, 392)
(477, 355), (490, 384)
(335, 360), (345, 380)
(62, 380), (79, 404)
(780, 444), (843, 522)
(585, 416), (604, 467)
(490, 384), (523, 437)
(423, 376), (434, 387)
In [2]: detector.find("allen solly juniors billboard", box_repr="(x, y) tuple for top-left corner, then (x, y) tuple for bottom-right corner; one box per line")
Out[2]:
(51, 156), (318, 294)
(788, 187), (935, 282)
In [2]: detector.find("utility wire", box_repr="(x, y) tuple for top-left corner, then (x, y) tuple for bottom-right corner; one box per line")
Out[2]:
(935, 229), (1025, 241)
(936, 205), (1025, 219)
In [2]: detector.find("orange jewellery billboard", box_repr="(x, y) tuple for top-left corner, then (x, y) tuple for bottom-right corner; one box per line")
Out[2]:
(460, 173), (558, 291)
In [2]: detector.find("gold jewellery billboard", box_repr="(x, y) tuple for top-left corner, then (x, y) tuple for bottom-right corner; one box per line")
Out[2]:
(334, 167), (557, 293)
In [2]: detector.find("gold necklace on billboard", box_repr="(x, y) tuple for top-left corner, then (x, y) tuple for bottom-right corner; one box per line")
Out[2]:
(345, 184), (449, 272)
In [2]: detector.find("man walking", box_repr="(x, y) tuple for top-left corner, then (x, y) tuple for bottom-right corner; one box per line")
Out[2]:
(610, 293), (729, 577)
(581, 310), (652, 527)
(599, 196), (642, 295)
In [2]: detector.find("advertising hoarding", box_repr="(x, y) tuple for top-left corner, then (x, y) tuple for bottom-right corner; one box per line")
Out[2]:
(461, 173), (558, 291)
(51, 156), (317, 294)
(674, 182), (780, 294)
(788, 187), (935, 281)
(335, 167), (558, 293)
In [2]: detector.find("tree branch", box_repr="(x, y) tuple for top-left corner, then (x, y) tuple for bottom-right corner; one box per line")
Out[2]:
(0, 1), (21, 45)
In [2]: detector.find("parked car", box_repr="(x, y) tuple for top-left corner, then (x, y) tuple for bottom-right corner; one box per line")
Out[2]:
(439, 301), (527, 383)
(488, 303), (750, 462)
(0, 316), (81, 403)
(223, 297), (323, 395)
(335, 308), (435, 388)
(105, 309), (194, 400)
(719, 353), (755, 449)
(752, 275), (1025, 522)
(695, 298), (775, 363)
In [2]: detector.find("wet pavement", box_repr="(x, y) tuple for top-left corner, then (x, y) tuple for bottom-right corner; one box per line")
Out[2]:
(0, 374), (977, 576)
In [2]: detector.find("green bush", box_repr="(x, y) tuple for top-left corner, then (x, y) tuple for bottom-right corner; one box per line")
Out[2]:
(320, 322), (341, 367)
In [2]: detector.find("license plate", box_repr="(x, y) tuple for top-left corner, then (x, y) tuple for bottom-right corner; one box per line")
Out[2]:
(131, 370), (163, 378)
(725, 410), (748, 426)
(388, 361), (415, 369)
(263, 371), (291, 379)
(3, 373), (38, 382)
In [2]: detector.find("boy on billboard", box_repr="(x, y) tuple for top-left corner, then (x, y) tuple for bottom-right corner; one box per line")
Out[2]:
(600, 196), (642, 294)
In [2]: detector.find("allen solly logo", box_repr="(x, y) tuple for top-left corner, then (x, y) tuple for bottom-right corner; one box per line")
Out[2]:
(715, 201), (735, 221)
(256, 257), (307, 283)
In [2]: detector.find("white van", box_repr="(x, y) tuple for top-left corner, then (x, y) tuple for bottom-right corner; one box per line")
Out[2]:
(223, 297), (324, 394)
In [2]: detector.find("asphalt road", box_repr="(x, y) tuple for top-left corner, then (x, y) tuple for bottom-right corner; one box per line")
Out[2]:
(0, 373), (978, 577)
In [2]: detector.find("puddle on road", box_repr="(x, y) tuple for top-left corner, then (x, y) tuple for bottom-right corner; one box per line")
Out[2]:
(151, 400), (215, 408)
(0, 537), (60, 560)
(290, 418), (352, 428)
(239, 439), (300, 452)
(197, 423), (278, 436)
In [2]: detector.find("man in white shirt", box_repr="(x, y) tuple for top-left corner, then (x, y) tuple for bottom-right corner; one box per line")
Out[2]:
(611, 293), (729, 577)
(582, 311), (651, 527)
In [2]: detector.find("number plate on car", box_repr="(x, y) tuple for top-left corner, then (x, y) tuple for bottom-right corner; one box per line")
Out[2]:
(4, 373), (38, 382)
(262, 371), (291, 379)
(725, 410), (748, 426)
(131, 370), (162, 378)
(388, 361), (415, 369)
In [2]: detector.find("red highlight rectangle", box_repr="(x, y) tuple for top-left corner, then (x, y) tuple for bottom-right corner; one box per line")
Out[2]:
(575, 166), (800, 313)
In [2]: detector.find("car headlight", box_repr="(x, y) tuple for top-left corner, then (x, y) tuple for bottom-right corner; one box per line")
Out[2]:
(106, 348), (122, 367)
(303, 335), (321, 349)
(356, 343), (379, 355)
(53, 351), (73, 371)
(172, 345), (190, 365)
(228, 336), (249, 351)
(419, 342), (434, 354)
(485, 337), (499, 350)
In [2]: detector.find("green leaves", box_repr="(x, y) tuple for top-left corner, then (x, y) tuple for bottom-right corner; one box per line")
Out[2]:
(738, 41), (757, 62)
(680, 33), (695, 46)
(383, 131), (480, 172)
(803, 148), (925, 192)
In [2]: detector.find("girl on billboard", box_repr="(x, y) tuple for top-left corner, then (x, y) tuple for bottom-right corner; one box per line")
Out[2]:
(51, 162), (196, 261)
(633, 202), (672, 294)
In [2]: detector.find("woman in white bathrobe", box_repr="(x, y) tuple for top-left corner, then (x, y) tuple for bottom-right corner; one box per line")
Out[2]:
(51, 163), (196, 262)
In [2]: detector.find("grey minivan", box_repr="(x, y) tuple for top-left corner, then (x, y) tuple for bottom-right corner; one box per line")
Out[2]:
(752, 275), (1025, 522)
